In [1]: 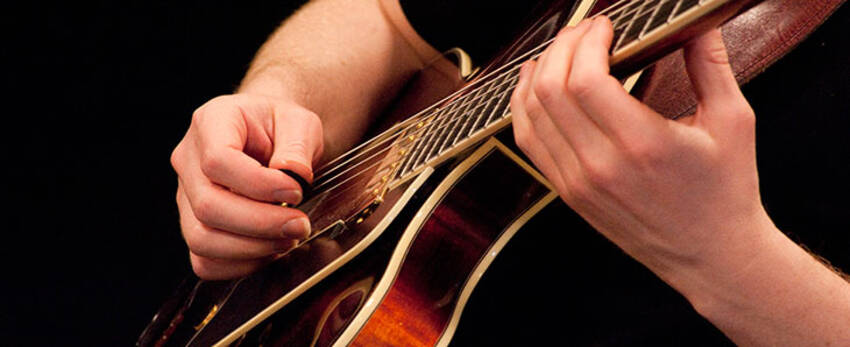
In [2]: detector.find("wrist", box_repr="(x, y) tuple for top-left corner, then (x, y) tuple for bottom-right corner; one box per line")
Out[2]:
(647, 211), (782, 312)
(238, 65), (310, 107)
(674, 222), (850, 345)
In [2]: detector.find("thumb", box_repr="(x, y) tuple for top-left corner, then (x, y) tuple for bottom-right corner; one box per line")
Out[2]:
(683, 29), (750, 125)
(268, 102), (324, 184)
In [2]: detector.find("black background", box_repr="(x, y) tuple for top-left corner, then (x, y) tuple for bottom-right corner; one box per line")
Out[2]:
(5, 1), (850, 346)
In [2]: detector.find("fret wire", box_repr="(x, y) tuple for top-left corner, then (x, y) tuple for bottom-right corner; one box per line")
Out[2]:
(612, 0), (644, 50)
(397, 132), (424, 177)
(431, 85), (518, 164)
(437, 72), (507, 151)
(398, 68), (516, 177)
(452, 92), (492, 149)
(644, 0), (679, 38)
(611, 0), (641, 28)
(634, 0), (663, 40)
(674, 0), (700, 18)
(464, 80), (502, 143)
(485, 73), (520, 126)
(328, 0), (647, 183)
(342, 0), (635, 184)
(415, 64), (524, 156)
(616, 0), (654, 51)
(329, 49), (533, 185)
(401, 107), (446, 175)
(607, 0), (641, 25)
(463, 74), (512, 141)
(318, 4), (550, 186)
(412, 106), (453, 168)
(412, 98), (465, 169)
(400, 68), (522, 177)
(435, 88), (483, 154)
(319, 0), (717, 192)
(426, 98), (474, 161)
(438, 91), (486, 153)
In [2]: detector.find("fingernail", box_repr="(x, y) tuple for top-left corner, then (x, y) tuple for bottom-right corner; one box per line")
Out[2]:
(274, 189), (302, 205)
(282, 217), (311, 239)
(593, 15), (610, 27)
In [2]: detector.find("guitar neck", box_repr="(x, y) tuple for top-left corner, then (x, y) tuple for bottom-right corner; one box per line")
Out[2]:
(313, 0), (761, 194)
(607, 0), (760, 77)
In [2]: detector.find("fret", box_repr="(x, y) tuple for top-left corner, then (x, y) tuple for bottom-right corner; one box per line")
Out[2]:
(437, 87), (485, 153)
(610, 0), (641, 30)
(463, 77), (508, 142)
(611, 1), (642, 50)
(410, 100), (460, 169)
(485, 72), (519, 126)
(404, 103), (451, 175)
(645, 0), (678, 37)
(398, 114), (437, 177)
(674, 0), (701, 18)
(452, 89), (494, 148)
(635, 0), (663, 37)
(432, 104), (468, 155)
(467, 73), (515, 140)
(422, 104), (468, 163)
(615, 0), (657, 51)
(608, 0), (641, 25)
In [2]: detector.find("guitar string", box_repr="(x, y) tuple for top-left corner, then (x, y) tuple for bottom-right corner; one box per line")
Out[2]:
(294, 0), (698, 245)
(310, 60), (526, 192)
(309, 0), (640, 184)
(309, 78), (521, 201)
(306, 0), (679, 200)
(309, 71), (520, 193)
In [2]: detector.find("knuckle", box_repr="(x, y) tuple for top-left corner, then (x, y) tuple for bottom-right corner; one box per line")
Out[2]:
(189, 254), (221, 280)
(731, 104), (756, 128)
(199, 148), (224, 176)
(190, 194), (216, 225)
(182, 225), (210, 256)
(509, 88), (525, 108)
(512, 127), (533, 154)
(192, 95), (235, 122)
(563, 172), (592, 205)
(566, 70), (599, 99)
(582, 157), (616, 188)
(523, 96), (547, 123)
(514, 133), (532, 154)
(703, 41), (730, 66)
(531, 75), (564, 105)
(170, 143), (184, 172)
(191, 104), (210, 123)
(624, 139), (664, 166)
(279, 141), (310, 162)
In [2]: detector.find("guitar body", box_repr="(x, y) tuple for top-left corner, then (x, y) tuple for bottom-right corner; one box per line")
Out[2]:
(138, 0), (846, 345)
(138, 3), (577, 346)
(229, 138), (556, 347)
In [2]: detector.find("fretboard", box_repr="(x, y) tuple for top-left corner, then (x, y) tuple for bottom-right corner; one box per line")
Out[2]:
(395, 68), (520, 180)
(608, 0), (703, 53)
(387, 0), (753, 185)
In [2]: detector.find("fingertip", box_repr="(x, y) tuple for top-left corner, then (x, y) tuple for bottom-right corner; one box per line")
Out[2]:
(519, 60), (535, 80)
(590, 15), (614, 43)
(282, 217), (312, 239)
(593, 14), (612, 28)
(273, 159), (314, 184)
(273, 188), (302, 206)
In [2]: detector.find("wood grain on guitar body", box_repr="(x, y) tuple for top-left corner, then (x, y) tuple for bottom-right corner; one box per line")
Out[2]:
(137, 0), (844, 345)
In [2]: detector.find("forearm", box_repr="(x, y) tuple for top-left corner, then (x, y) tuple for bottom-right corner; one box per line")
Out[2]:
(666, 223), (850, 346)
(238, 0), (438, 162)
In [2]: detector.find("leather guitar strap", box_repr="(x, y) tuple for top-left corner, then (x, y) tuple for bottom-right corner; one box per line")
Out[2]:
(632, 0), (848, 119)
